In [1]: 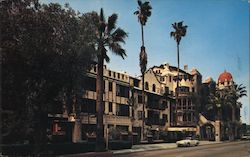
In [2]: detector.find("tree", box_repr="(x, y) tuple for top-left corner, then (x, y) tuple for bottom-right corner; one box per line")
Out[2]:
(207, 89), (227, 121)
(170, 21), (187, 125)
(134, 0), (152, 141)
(226, 84), (247, 121)
(95, 8), (128, 151)
(1, 0), (95, 153)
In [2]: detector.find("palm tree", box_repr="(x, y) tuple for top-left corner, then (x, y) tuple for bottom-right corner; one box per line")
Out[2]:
(207, 89), (227, 121)
(134, 0), (152, 141)
(170, 21), (187, 125)
(95, 8), (128, 151)
(226, 84), (247, 121)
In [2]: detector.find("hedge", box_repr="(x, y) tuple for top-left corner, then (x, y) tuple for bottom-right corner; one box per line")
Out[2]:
(108, 140), (132, 150)
(1, 142), (96, 156)
(1, 140), (132, 156)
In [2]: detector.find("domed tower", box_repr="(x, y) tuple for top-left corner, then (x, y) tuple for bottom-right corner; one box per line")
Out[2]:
(217, 70), (234, 89)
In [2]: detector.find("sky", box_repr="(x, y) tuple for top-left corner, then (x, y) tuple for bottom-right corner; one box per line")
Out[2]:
(41, 0), (250, 124)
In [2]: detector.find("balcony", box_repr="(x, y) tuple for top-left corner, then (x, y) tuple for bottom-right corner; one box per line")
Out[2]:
(177, 121), (196, 127)
(145, 118), (166, 126)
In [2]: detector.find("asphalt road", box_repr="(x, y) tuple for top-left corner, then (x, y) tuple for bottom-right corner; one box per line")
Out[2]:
(114, 141), (250, 157)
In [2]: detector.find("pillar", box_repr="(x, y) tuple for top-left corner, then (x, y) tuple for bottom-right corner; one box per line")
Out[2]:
(72, 119), (82, 143)
(215, 120), (221, 142)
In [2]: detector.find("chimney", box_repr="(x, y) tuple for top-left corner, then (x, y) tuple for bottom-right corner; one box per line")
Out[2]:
(184, 65), (188, 72)
(165, 63), (169, 69)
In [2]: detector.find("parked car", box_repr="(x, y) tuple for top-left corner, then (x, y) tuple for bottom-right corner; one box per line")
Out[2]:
(241, 134), (250, 140)
(176, 137), (199, 147)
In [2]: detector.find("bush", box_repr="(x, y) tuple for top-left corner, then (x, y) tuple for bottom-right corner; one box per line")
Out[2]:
(1, 142), (96, 156)
(108, 140), (132, 150)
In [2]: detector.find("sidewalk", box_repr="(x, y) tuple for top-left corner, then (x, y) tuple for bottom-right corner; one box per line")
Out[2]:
(61, 141), (222, 157)
(112, 141), (222, 154)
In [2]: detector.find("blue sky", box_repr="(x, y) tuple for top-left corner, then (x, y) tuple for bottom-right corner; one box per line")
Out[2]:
(41, 0), (249, 124)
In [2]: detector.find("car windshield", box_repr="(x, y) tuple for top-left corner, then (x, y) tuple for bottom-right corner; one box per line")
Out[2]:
(185, 137), (192, 140)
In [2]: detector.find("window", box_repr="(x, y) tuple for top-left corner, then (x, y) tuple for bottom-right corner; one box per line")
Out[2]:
(188, 99), (191, 106)
(113, 72), (116, 78)
(116, 84), (129, 98)
(163, 114), (168, 123)
(109, 102), (112, 112)
(165, 87), (169, 95)
(81, 98), (96, 113)
(183, 113), (187, 121)
(138, 111), (143, 120)
(183, 99), (187, 109)
(109, 82), (113, 91)
(109, 71), (111, 76)
(118, 73), (120, 79)
(192, 87), (195, 92)
(116, 104), (129, 116)
(134, 79), (139, 87)
(93, 66), (97, 72)
(83, 77), (96, 91)
(169, 76), (172, 82)
(122, 74), (124, 80)
(188, 113), (192, 121)
(152, 84), (156, 92)
(138, 95), (143, 103)
(145, 82), (149, 90)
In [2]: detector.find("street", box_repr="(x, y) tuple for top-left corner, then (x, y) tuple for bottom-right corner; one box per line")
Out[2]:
(114, 141), (250, 157)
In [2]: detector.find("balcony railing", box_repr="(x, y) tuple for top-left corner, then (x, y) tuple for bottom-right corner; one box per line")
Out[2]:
(145, 118), (166, 126)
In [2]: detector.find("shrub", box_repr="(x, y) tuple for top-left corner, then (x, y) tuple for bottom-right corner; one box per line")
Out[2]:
(108, 140), (132, 150)
(1, 142), (96, 156)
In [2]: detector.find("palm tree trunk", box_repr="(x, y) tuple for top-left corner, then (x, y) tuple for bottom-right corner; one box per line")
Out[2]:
(141, 24), (144, 46)
(141, 23), (145, 141)
(96, 53), (105, 151)
(176, 43), (180, 126)
(141, 74), (145, 141)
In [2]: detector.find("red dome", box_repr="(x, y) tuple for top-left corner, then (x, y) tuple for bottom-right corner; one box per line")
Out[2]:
(218, 70), (233, 82)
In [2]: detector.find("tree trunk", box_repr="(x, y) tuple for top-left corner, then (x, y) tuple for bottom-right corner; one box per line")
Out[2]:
(141, 24), (144, 46)
(176, 43), (180, 126)
(141, 74), (145, 141)
(140, 23), (146, 141)
(95, 54), (105, 151)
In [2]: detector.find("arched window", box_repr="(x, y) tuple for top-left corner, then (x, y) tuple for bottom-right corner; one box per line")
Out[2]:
(145, 82), (149, 90)
(152, 84), (156, 92)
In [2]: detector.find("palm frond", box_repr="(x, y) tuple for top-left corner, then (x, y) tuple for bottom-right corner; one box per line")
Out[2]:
(134, 10), (139, 15)
(111, 28), (128, 43)
(104, 53), (110, 63)
(137, 0), (142, 7)
(107, 14), (118, 33)
(100, 8), (105, 22)
(109, 43), (127, 59)
(170, 31), (175, 37)
(134, 0), (152, 26)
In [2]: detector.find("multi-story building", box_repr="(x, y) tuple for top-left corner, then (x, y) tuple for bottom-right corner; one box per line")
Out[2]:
(198, 71), (242, 141)
(216, 70), (241, 140)
(81, 66), (133, 140)
(149, 63), (202, 137)
(48, 65), (241, 143)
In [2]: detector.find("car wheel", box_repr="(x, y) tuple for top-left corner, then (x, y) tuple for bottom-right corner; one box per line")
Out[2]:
(187, 143), (190, 147)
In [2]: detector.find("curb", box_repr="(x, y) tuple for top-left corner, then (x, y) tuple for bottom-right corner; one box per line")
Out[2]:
(112, 141), (223, 155)
(61, 151), (113, 157)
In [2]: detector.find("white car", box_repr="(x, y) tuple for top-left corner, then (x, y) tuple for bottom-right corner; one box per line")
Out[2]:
(241, 134), (250, 140)
(176, 137), (199, 147)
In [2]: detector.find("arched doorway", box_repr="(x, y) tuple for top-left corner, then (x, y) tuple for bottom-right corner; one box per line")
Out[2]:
(200, 123), (215, 141)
